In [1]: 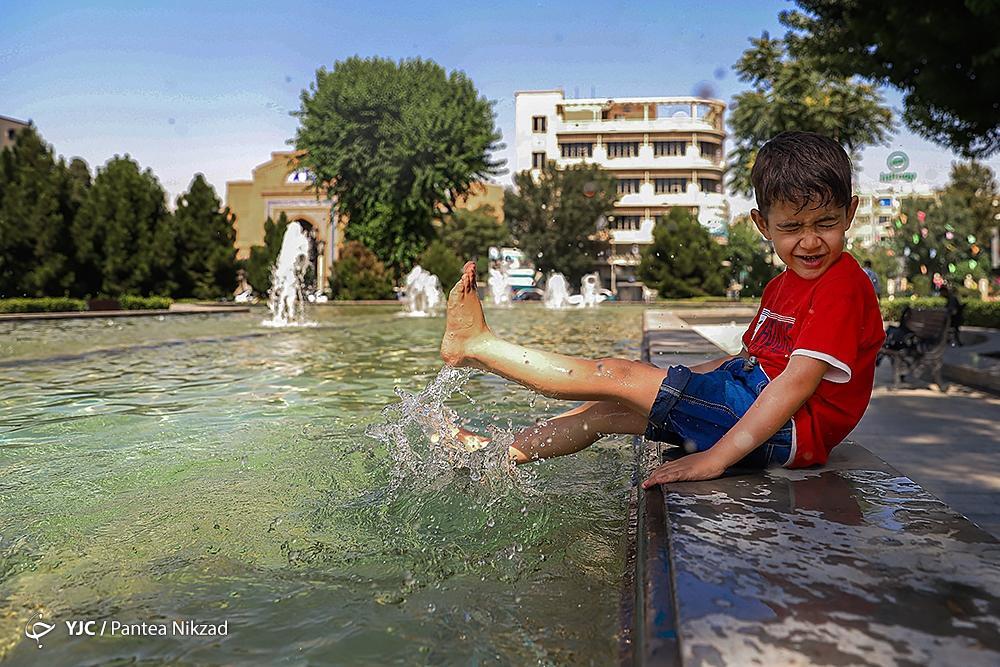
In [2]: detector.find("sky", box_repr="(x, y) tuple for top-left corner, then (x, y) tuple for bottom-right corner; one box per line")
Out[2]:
(4, 0), (998, 216)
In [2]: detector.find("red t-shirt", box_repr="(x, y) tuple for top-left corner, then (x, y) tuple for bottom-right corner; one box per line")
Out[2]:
(741, 253), (885, 467)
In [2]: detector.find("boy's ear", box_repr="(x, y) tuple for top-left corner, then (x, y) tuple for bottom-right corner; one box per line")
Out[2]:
(750, 209), (771, 240)
(844, 195), (860, 230)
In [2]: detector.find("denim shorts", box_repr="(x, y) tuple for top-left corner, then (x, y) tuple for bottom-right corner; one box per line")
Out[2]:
(644, 357), (793, 468)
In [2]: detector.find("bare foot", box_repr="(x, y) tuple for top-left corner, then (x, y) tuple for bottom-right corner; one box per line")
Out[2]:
(440, 261), (492, 367)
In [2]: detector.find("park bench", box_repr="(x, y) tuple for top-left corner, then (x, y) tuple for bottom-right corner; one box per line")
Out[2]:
(620, 311), (1000, 666)
(878, 306), (950, 390)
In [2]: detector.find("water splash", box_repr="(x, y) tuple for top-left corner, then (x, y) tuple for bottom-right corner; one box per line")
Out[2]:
(543, 273), (571, 309)
(264, 223), (315, 327)
(366, 367), (531, 492)
(401, 265), (444, 317)
(487, 266), (512, 306)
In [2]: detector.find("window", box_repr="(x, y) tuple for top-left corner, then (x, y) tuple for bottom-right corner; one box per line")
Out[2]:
(698, 141), (720, 161)
(606, 141), (639, 159)
(532, 115), (547, 133)
(532, 152), (546, 169)
(617, 179), (641, 195)
(878, 198), (893, 207)
(559, 142), (593, 158)
(6, 129), (14, 141)
(654, 178), (688, 194)
(878, 215), (890, 225)
(653, 141), (686, 157)
(610, 215), (642, 231)
(698, 178), (721, 193)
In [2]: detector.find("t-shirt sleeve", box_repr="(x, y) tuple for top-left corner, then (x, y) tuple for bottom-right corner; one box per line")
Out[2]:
(790, 282), (862, 383)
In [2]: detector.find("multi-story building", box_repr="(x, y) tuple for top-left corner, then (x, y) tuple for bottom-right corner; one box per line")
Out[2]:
(848, 187), (937, 249)
(0, 114), (30, 150)
(514, 90), (728, 290)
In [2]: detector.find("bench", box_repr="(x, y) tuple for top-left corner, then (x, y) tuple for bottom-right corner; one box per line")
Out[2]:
(621, 311), (1000, 665)
(878, 307), (950, 390)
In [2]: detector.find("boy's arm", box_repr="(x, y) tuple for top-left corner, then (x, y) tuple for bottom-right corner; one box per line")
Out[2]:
(641, 356), (828, 488)
(688, 347), (750, 374)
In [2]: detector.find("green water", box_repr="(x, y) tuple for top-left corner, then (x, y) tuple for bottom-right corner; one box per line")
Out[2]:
(0, 304), (645, 665)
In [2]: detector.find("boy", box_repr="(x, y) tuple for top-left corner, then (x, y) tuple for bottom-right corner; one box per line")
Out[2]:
(441, 131), (885, 488)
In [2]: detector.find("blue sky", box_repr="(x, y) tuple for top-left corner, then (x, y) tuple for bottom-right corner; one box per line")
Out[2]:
(4, 1), (997, 213)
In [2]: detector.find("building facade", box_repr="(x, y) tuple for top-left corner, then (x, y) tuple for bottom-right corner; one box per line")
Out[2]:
(514, 90), (728, 289)
(226, 151), (505, 291)
(848, 187), (937, 249)
(0, 114), (30, 150)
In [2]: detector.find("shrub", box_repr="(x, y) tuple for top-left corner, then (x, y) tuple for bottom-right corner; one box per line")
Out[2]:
(118, 295), (172, 310)
(329, 241), (395, 300)
(417, 239), (463, 289)
(879, 297), (1000, 328)
(0, 297), (87, 313)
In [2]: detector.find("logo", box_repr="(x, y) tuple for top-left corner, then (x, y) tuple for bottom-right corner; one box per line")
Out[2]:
(886, 151), (909, 173)
(25, 612), (55, 649)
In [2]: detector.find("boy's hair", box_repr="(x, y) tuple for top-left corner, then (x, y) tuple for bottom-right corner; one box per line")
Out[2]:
(751, 131), (852, 217)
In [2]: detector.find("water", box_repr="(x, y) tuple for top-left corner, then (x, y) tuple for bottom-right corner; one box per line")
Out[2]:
(401, 265), (444, 317)
(0, 304), (644, 664)
(487, 266), (512, 306)
(266, 223), (312, 327)
(543, 273), (570, 310)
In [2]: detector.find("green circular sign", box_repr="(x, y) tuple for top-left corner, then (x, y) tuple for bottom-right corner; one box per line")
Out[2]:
(887, 151), (909, 173)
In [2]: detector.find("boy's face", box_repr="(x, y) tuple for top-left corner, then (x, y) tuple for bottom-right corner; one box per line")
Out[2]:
(750, 196), (859, 280)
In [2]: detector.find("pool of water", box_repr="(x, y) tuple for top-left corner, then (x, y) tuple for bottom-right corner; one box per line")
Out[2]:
(0, 304), (645, 665)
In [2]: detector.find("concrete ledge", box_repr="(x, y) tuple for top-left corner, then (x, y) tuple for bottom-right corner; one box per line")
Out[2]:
(0, 304), (249, 322)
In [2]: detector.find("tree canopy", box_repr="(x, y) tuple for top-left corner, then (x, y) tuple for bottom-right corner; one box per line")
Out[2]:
(71, 155), (175, 297)
(782, 0), (1000, 158)
(293, 56), (504, 273)
(728, 34), (893, 196)
(638, 208), (726, 298)
(504, 162), (617, 285)
(0, 126), (83, 297)
(724, 216), (780, 297)
(440, 205), (510, 275)
(172, 174), (237, 299)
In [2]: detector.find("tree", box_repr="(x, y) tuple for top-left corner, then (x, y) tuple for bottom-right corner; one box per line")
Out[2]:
(440, 205), (510, 275)
(173, 174), (237, 299)
(243, 213), (289, 297)
(724, 216), (780, 296)
(72, 155), (175, 296)
(294, 56), (503, 273)
(728, 34), (894, 196)
(0, 126), (80, 297)
(417, 239), (464, 289)
(782, 1), (1000, 158)
(891, 163), (997, 284)
(328, 240), (395, 300)
(504, 162), (617, 284)
(638, 208), (726, 298)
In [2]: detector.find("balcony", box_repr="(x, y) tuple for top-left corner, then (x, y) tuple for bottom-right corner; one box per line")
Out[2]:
(555, 116), (722, 135)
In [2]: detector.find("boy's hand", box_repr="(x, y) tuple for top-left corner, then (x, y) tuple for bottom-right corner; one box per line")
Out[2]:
(641, 450), (726, 488)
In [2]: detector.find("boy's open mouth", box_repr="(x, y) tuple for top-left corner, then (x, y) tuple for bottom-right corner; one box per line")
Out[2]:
(795, 253), (827, 266)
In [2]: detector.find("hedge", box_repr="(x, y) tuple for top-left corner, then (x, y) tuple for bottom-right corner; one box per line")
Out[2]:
(118, 295), (172, 310)
(879, 297), (1000, 328)
(0, 296), (172, 313)
(0, 297), (88, 313)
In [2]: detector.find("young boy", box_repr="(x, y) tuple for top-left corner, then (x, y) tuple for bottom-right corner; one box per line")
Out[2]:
(441, 131), (885, 488)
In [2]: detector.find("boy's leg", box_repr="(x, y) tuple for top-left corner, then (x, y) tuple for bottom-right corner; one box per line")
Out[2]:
(454, 400), (649, 464)
(441, 262), (668, 416)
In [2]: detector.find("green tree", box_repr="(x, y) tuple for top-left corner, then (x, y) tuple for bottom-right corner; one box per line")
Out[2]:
(243, 213), (289, 297)
(440, 205), (511, 275)
(294, 56), (503, 273)
(782, 1), (1000, 158)
(724, 216), (780, 296)
(848, 243), (898, 296)
(728, 34), (894, 196)
(72, 155), (175, 296)
(417, 239), (464, 289)
(329, 240), (395, 300)
(504, 162), (616, 284)
(0, 126), (80, 297)
(173, 174), (237, 299)
(639, 208), (727, 298)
